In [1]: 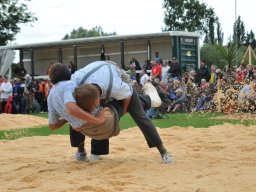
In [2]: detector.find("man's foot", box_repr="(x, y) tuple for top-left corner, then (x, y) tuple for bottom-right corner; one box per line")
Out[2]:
(74, 151), (87, 161)
(89, 154), (100, 162)
(162, 153), (175, 164)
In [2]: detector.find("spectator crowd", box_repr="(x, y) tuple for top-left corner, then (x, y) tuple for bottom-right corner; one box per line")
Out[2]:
(0, 63), (52, 114)
(1, 56), (256, 117)
(128, 54), (256, 119)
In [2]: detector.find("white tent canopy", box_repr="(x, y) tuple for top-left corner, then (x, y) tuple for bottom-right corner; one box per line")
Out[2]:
(0, 49), (15, 77)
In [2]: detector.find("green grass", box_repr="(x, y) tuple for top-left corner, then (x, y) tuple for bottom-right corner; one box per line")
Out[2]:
(1, 112), (256, 140)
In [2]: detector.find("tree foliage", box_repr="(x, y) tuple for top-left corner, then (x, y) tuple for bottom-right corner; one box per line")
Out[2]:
(200, 44), (226, 69)
(244, 30), (256, 50)
(0, 0), (37, 45)
(62, 26), (117, 40)
(216, 21), (224, 45)
(232, 16), (246, 47)
(162, 0), (218, 36)
(216, 41), (242, 75)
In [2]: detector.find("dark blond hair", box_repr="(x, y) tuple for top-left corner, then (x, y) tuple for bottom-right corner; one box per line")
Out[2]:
(73, 84), (99, 112)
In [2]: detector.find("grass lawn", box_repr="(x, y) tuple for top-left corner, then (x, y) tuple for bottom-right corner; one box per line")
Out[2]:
(1, 112), (256, 140)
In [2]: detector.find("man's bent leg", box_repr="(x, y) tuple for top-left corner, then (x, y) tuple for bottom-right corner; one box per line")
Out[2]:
(69, 125), (85, 149)
(91, 139), (109, 155)
(128, 89), (162, 148)
(128, 89), (173, 163)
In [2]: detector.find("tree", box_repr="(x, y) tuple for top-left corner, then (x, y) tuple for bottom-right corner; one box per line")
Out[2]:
(232, 16), (246, 46)
(0, 0), (37, 45)
(162, 0), (218, 36)
(216, 21), (224, 45)
(245, 30), (256, 50)
(216, 41), (241, 75)
(62, 26), (116, 40)
(200, 44), (226, 69)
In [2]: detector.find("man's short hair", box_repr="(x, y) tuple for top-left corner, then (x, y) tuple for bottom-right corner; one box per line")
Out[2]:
(49, 63), (71, 84)
(73, 84), (99, 112)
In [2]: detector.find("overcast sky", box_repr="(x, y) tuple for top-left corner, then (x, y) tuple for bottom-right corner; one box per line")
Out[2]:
(14, 0), (256, 45)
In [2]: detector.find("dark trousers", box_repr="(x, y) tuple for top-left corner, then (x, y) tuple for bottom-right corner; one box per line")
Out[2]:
(69, 126), (109, 155)
(106, 90), (163, 148)
(1, 101), (7, 113)
(128, 88), (163, 148)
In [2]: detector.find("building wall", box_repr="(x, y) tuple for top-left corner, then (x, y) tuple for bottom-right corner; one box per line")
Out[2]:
(22, 36), (174, 77)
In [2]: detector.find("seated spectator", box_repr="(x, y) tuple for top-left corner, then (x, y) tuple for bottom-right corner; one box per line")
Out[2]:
(237, 80), (256, 113)
(189, 70), (197, 83)
(130, 58), (141, 83)
(200, 79), (209, 93)
(127, 66), (136, 81)
(167, 88), (188, 113)
(161, 60), (170, 84)
(193, 93), (209, 112)
(246, 64), (254, 81)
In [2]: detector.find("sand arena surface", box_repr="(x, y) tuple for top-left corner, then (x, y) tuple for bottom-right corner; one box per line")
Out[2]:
(0, 113), (256, 192)
(0, 114), (48, 130)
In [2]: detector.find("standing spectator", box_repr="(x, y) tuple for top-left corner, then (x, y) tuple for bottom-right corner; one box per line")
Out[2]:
(68, 61), (76, 74)
(196, 59), (210, 84)
(151, 59), (162, 83)
(161, 60), (170, 84)
(24, 74), (34, 113)
(12, 78), (25, 114)
(246, 64), (254, 81)
(129, 58), (141, 83)
(142, 60), (152, 76)
(154, 51), (162, 62)
(140, 69), (149, 86)
(209, 64), (217, 87)
(0, 76), (12, 113)
(39, 79), (49, 112)
(168, 57), (181, 80)
(32, 79), (41, 113)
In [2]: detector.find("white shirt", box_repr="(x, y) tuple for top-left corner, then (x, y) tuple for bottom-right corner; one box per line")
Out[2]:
(71, 61), (133, 100)
(140, 73), (149, 85)
(0, 81), (12, 99)
(161, 65), (170, 84)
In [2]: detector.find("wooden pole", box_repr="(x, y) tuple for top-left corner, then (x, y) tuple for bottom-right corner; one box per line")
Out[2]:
(249, 45), (252, 65)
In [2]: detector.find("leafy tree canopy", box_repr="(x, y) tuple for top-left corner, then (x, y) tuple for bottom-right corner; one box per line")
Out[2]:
(232, 16), (246, 47)
(0, 0), (37, 45)
(62, 26), (117, 40)
(162, 0), (218, 36)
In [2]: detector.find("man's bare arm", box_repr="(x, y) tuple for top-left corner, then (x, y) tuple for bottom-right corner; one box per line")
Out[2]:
(49, 118), (68, 130)
(66, 102), (109, 125)
(122, 96), (131, 115)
